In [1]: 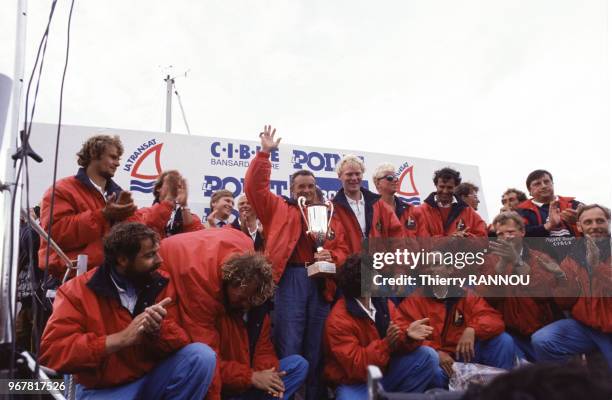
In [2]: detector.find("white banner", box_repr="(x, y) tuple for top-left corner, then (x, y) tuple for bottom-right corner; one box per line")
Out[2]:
(27, 123), (488, 221)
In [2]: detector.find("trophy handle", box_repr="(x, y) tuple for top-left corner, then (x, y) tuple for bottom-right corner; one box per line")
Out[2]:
(297, 196), (310, 232)
(325, 200), (334, 234)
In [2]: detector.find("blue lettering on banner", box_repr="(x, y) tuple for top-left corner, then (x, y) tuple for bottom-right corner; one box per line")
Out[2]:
(202, 175), (288, 197)
(210, 141), (279, 162)
(291, 150), (366, 172)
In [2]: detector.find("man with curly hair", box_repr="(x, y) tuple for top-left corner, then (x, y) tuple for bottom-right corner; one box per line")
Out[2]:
(159, 227), (294, 400)
(38, 134), (185, 278)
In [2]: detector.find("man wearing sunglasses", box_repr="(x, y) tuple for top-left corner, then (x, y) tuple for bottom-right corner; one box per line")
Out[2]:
(372, 163), (419, 238)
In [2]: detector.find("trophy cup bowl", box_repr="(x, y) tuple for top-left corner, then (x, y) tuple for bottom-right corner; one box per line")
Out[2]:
(297, 196), (336, 277)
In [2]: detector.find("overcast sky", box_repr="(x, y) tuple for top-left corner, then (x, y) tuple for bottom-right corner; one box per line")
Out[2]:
(1, 0), (610, 216)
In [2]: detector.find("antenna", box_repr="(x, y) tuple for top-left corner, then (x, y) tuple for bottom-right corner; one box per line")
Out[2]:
(161, 66), (191, 134)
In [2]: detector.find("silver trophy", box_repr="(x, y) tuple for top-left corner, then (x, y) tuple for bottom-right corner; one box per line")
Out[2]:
(298, 196), (337, 277)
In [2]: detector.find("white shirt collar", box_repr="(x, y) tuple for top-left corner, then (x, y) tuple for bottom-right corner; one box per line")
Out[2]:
(435, 195), (457, 208)
(532, 196), (558, 208)
(356, 297), (376, 322)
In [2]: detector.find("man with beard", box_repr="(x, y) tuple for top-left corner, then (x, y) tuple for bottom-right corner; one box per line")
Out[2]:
(40, 223), (216, 399)
(38, 134), (182, 278)
(244, 125), (348, 400)
(532, 204), (612, 370)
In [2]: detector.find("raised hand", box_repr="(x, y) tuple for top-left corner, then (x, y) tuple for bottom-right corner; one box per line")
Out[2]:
(259, 125), (281, 153)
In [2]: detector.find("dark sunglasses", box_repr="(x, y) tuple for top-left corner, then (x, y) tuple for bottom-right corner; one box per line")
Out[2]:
(380, 175), (398, 182)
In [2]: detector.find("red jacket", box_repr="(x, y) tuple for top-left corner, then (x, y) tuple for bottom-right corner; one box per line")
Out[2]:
(331, 188), (404, 255)
(38, 168), (176, 278)
(244, 152), (349, 300)
(478, 246), (561, 336)
(138, 204), (204, 239)
(218, 304), (279, 396)
(159, 228), (255, 400)
(394, 197), (419, 238)
(516, 196), (581, 237)
(324, 297), (419, 386)
(553, 241), (612, 333)
(395, 289), (505, 356)
(39, 264), (189, 388)
(415, 193), (487, 238)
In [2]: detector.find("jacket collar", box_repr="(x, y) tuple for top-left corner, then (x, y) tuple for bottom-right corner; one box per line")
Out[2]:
(424, 192), (469, 231)
(394, 196), (409, 219)
(334, 188), (380, 236)
(75, 167), (123, 198)
(86, 261), (169, 316)
(345, 297), (390, 338)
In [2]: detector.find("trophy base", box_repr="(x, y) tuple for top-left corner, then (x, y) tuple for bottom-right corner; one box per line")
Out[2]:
(307, 261), (336, 277)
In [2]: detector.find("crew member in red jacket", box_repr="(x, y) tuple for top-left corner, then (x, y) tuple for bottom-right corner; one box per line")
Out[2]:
(532, 204), (612, 370)
(38, 134), (183, 278)
(39, 223), (215, 399)
(415, 167), (487, 238)
(332, 155), (404, 256)
(395, 264), (515, 388)
(244, 126), (348, 400)
(324, 255), (438, 399)
(372, 163), (419, 238)
(159, 228), (277, 400)
(481, 211), (565, 361)
(218, 301), (308, 399)
(149, 169), (204, 237)
(515, 169), (582, 261)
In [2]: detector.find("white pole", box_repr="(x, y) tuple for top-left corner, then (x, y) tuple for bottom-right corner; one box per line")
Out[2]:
(164, 75), (172, 133)
(0, 0), (28, 345)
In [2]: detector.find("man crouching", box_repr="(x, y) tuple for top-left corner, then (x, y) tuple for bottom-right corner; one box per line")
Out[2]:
(40, 222), (216, 399)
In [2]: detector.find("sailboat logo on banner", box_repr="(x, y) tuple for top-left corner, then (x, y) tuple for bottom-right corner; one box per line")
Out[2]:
(122, 139), (164, 193)
(396, 162), (420, 205)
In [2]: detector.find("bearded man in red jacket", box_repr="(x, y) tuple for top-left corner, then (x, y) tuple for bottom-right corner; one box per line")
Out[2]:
(40, 222), (215, 399)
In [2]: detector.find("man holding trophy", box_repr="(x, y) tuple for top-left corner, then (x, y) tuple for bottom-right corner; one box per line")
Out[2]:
(244, 125), (349, 400)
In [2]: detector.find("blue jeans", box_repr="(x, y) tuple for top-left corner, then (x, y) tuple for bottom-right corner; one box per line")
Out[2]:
(75, 343), (216, 400)
(226, 355), (308, 400)
(272, 265), (330, 400)
(433, 332), (516, 388)
(532, 318), (612, 370)
(510, 332), (537, 362)
(335, 347), (439, 400)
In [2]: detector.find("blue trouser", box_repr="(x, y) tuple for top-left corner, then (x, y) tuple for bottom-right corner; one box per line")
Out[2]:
(226, 355), (308, 400)
(75, 343), (216, 400)
(432, 332), (516, 388)
(335, 347), (439, 400)
(273, 265), (330, 400)
(510, 332), (537, 362)
(532, 318), (612, 370)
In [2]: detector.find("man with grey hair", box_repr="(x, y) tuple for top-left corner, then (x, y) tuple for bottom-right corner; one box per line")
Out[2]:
(372, 162), (419, 238)
(532, 204), (612, 370)
(332, 155), (403, 255)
